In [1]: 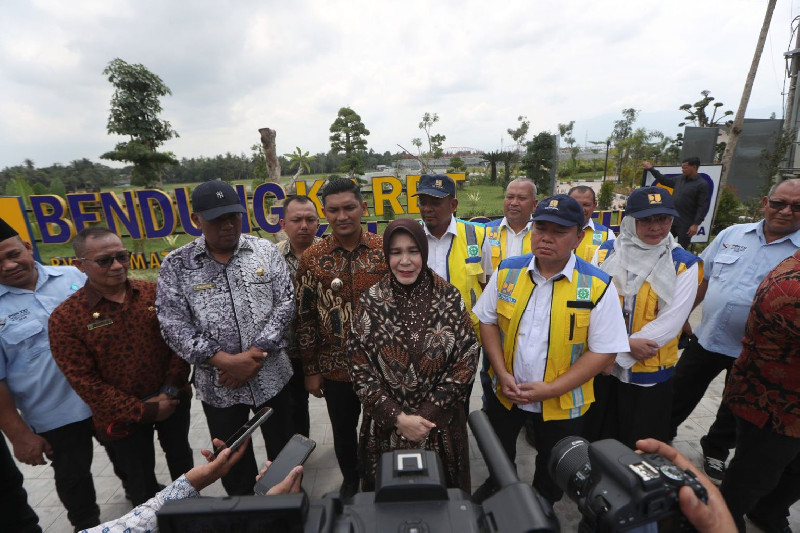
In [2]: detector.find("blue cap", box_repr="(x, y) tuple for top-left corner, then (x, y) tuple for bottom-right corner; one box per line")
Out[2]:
(626, 187), (679, 219)
(412, 174), (456, 198)
(532, 194), (585, 227)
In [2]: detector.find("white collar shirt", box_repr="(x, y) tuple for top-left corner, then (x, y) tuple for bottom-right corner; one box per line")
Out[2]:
(499, 217), (533, 257)
(474, 253), (629, 412)
(424, 216), (493, 283)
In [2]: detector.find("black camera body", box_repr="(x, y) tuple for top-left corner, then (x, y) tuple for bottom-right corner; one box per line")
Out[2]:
(158, 411), (557, 533)
(549, 437), (708, 532)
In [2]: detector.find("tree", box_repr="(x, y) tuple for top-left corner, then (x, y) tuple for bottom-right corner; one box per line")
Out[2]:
(759, 127), (796, 194)
(399, 112), (446, 173)
(520, 131), (557, 194)
(597, 180), (616, 210)
(507, 115), (530, 148)
(100, 58), (179, 187)
(448, 156), (466, 174)
(678, 90), (734, 128)
(329, 107), (370, 176)
(558, 120), (578, 170)
(284, 147), (315, 192)
(499, 151), (520, 186)
(481, 151), (503, 184)
(611, 108), (639, 179)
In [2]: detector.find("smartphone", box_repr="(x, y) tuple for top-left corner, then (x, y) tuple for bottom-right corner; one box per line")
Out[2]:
(253, 434), (316, 495)
(211, 406), (273, 458)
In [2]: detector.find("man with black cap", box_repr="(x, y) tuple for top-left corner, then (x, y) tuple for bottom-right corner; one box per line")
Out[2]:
(471, 194), (629, 505)
(584, 187), (702, 448)
(157, 179), (295, 496)
(0, 217), (101, 531)
(413, 174), (492, 333)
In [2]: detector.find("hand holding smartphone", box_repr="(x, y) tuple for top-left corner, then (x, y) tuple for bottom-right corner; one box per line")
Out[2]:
(253, 434), (316, 495)
(211, 406), (273, 459)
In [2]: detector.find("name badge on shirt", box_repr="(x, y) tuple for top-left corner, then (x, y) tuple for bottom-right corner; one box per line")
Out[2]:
(87, 318), (113, 330)
(193, 283), (216, 291)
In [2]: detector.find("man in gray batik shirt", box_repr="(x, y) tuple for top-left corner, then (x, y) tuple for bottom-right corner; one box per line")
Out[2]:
(156, 180), (295, 496)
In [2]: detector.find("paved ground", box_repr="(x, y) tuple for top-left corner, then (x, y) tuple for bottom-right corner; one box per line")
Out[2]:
(13, 307), (800, 531)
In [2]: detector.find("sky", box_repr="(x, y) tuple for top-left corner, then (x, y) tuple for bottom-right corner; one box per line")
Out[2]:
(2, 0), (799, 170)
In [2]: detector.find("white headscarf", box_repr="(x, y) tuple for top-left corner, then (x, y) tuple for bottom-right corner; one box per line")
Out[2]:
(600, 216), (679, 305)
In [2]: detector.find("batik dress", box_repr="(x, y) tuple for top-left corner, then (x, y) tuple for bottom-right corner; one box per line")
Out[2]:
(348, 271), (479, 492)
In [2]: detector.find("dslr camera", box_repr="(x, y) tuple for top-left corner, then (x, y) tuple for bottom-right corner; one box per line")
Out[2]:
(549, 436), (708, 532)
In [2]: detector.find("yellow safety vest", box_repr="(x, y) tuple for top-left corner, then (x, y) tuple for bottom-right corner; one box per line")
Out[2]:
(596, 242), (703, 384)
(488, 254), (612, 420)
(444, 219), (487, 333)
(575, 222), (612, 263)
(485, 220), (533, 271)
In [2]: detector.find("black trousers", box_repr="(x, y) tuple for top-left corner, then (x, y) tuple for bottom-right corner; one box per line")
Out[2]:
(670, 219), (692, 249)
(484, 390), (584, 502)
(0, 435), (41, 533)
(669, 338), (736, 459)
(287, 358), (310, 437)
(721, 416), (800, 532)
(202, 385), (293, 495)
(38, 418), (100, 530)
(323, 379), (361, 483)
(584, 374), (673, 448)
(105, 399), (193, 505)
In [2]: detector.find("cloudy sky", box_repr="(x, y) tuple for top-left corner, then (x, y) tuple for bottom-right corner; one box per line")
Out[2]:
(1, 0), (798, 169)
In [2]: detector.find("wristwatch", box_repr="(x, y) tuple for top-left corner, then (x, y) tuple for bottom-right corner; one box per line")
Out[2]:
(159, 385), (180, 398)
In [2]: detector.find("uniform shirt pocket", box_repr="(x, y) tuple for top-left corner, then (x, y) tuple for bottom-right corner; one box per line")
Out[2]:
(1, 319), (46, 361)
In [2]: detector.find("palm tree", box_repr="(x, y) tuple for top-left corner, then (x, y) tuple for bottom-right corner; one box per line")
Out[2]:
(499, 151), (520, 185)
(481, 151), (503, 184)
(284, 147), (315, 192)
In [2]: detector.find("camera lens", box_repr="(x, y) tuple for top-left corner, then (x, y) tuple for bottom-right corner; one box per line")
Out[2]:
(549, 436), (591, 502)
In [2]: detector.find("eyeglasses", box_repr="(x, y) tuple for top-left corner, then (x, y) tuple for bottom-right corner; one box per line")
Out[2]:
(767, 199), (800, 213)
(637, 214), (673, 226)
(80, 250), (132, 268)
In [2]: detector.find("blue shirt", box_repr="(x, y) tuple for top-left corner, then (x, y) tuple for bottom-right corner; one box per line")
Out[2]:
(696, 221), (800, 357)
(0, 264), (92, 433)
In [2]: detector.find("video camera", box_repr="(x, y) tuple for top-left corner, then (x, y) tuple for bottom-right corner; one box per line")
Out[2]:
(156, 412), (709, 532)
(549, 436), (708, 532)
(157, 410), (557, 532)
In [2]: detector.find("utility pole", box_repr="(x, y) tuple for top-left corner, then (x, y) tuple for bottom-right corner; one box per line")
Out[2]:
(784, 18), (800, 171)
(719, 0), (777, 190)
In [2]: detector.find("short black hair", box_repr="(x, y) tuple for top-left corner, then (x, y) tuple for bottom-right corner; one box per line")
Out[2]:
(682, 156), (701, 168)
(73, 227), (117, 257)
(568, 185), (596, 203)
(320, 178), (362, 207)
(282, 195), (317, 218)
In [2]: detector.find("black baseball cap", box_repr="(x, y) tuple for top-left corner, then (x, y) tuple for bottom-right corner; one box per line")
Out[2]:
(532, 194), (584, 227)
(626, 187), (679, 219)
(412, 174), (456, 198)
(0, 218), (20, 241)
(191, 180), (247, 221)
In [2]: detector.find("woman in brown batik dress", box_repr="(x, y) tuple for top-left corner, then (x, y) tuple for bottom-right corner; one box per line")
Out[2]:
(348, 218), (479, 492)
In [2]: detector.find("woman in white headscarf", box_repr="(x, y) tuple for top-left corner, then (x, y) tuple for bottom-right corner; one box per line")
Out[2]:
(583, 186), (703, 447)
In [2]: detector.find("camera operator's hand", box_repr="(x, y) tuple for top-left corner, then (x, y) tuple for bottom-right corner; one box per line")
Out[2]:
(635, 439), (736, 533)
(256, 461), (304, 494)
(186, 437), (251, 492)
(395, 413), (435, 441)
